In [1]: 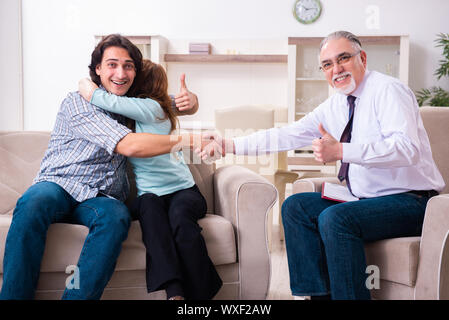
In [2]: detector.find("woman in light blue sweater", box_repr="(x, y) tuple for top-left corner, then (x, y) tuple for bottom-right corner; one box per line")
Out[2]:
(79, 60), (222, 300)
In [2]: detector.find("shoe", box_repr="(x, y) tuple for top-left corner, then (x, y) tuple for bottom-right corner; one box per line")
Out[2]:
(168, 295), (185, 300)
(293, 296), (310, 300)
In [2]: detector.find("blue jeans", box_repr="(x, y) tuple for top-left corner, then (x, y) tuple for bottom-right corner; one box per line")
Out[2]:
(0, 181), (131, 300)
(281, 191), (430, 300)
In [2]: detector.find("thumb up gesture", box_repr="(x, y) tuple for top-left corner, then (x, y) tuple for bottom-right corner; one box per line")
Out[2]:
(312, 123), (343, 163)
(174, 73), (199, 114)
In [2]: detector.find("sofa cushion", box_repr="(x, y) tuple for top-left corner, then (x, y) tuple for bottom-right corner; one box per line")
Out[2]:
(186, 161), (215, 215)
(365, 237), (421, 287)
(0, 213), (236, 274)
(117, 214), (236, 270)
(125, 155), (215, 215)
(0, 131), (50, 216)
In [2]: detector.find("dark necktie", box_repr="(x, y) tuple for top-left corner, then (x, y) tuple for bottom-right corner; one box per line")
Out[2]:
(337, 95), (356, 191)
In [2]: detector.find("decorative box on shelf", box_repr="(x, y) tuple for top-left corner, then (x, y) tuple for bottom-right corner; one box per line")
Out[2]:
(189, 43), (211, 55)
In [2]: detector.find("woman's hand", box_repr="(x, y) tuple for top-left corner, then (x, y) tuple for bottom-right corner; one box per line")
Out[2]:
(174, 73), (199, 114)
(78, 78), (98, 102)
(195, 131), (236, 163)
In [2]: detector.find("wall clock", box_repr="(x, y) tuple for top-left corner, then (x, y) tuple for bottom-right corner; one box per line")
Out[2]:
(293, 0), (322, 24)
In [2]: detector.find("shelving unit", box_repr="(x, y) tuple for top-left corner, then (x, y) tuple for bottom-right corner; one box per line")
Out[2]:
(287, 35), (410, 173)
(288, 35), (409, 123)
(161, 38), (288, 130)
(164, 54), (287, 63)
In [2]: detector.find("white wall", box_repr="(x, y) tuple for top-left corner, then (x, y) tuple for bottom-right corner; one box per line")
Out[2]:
(15, 0), (449, 130)
(0, 0), (23, 130)
(165, 38), (288, 127)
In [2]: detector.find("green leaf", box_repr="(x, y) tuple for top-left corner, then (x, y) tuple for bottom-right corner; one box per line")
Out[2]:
(416, 87), (449, 107)
(417, 34), (449, 106)
(434, 33), (449, 79)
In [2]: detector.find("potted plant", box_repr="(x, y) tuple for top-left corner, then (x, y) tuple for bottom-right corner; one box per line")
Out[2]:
(415, 33), (449, 107)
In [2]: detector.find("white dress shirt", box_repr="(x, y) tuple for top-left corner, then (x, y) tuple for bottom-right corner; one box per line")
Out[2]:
(233, 70), (445, 198)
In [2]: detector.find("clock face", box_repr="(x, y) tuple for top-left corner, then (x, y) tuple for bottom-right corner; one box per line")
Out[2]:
(293, 0), (322, 24)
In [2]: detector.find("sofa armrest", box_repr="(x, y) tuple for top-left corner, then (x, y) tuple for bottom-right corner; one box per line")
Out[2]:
(213, 165), (277, 299)
(415, 194), (449, 299)
(292, 176), (342, 194)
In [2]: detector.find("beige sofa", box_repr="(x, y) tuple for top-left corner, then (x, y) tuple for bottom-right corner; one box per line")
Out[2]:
(292, 106), (449, 299)
(0, 131), (277, 300)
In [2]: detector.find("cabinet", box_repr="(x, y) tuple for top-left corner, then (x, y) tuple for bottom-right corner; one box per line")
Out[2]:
(287, 35), (410, 173)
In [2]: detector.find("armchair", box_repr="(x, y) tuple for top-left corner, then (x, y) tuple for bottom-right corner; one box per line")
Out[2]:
(291, 106), (449, 299)
(215, 105), (298, 248)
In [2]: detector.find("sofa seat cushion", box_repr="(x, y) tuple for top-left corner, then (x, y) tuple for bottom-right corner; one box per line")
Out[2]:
(116, 214), (236, 270)
(365, 237), (421, 287)
(0, 213), (236, 274)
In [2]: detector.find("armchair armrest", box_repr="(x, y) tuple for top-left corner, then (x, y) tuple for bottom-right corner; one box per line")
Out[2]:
(292, 176), (342, 194)
(214, 165), (277, 299)
(275, 169), (299, 183)
(415, 194), (449, 299)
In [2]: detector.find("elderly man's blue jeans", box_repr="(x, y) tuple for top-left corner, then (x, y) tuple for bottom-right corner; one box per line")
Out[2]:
(281, 191), (430, 300)
(0, 181), (131, 300)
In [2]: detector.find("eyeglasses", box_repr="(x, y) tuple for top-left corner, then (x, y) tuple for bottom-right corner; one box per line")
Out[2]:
(319, 51), (361, 72)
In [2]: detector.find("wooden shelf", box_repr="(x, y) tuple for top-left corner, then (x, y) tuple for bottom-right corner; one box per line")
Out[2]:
(164, 54), (287, 63)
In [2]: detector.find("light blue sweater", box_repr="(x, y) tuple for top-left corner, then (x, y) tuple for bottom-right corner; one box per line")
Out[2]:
(90, 89), (195, 197)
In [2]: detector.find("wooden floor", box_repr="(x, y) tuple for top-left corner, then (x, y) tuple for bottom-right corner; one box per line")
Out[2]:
(266, 222), (294, 300)
(266, 185), (294, 300)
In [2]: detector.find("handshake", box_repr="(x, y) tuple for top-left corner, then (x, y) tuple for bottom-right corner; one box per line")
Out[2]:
(190, 122), (343, 165)
(190, 132), (234, 163)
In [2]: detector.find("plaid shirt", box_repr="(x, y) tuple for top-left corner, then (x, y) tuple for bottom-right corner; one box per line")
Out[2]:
(34, 90), (132, 202)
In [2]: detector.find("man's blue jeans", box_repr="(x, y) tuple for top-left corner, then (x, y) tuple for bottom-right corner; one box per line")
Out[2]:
(281, 191), (430, 300)
(0, 181), (131, 300)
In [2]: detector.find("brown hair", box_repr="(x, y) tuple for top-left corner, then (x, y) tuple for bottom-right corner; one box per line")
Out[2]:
(88, 34), (143, 97)
(134, 59), (178, 132)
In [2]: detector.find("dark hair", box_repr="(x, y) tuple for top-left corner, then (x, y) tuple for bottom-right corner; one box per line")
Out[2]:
(134, 59), (178, 132)
(88, 34), (143, 96)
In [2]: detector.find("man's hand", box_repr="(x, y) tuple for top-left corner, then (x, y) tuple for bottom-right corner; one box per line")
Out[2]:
(174, 73), (199, 114)
(312, 123), (343, 163)
(78, 78), (98, 102)
(195, 131), (223, 162)
(195, 131), (235, 162)
(198, 139), (223, 164)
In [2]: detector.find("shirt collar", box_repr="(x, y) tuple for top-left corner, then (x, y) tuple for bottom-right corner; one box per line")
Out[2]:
(350, 69), (370, 99)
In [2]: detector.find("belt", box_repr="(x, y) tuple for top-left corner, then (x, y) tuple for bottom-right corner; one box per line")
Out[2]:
(408, 190), (439, 198)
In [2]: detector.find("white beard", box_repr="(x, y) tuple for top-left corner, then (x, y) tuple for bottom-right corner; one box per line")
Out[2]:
(332, 72), (356, 95)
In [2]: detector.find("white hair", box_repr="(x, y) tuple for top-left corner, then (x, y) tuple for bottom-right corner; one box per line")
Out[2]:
(319, 31), (362, 53)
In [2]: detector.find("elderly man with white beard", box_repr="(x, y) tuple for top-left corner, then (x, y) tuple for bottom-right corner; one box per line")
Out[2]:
(198, 30), (445, 300)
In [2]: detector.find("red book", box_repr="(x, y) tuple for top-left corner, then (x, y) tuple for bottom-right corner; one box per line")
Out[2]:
(321, 182), (359, 202)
